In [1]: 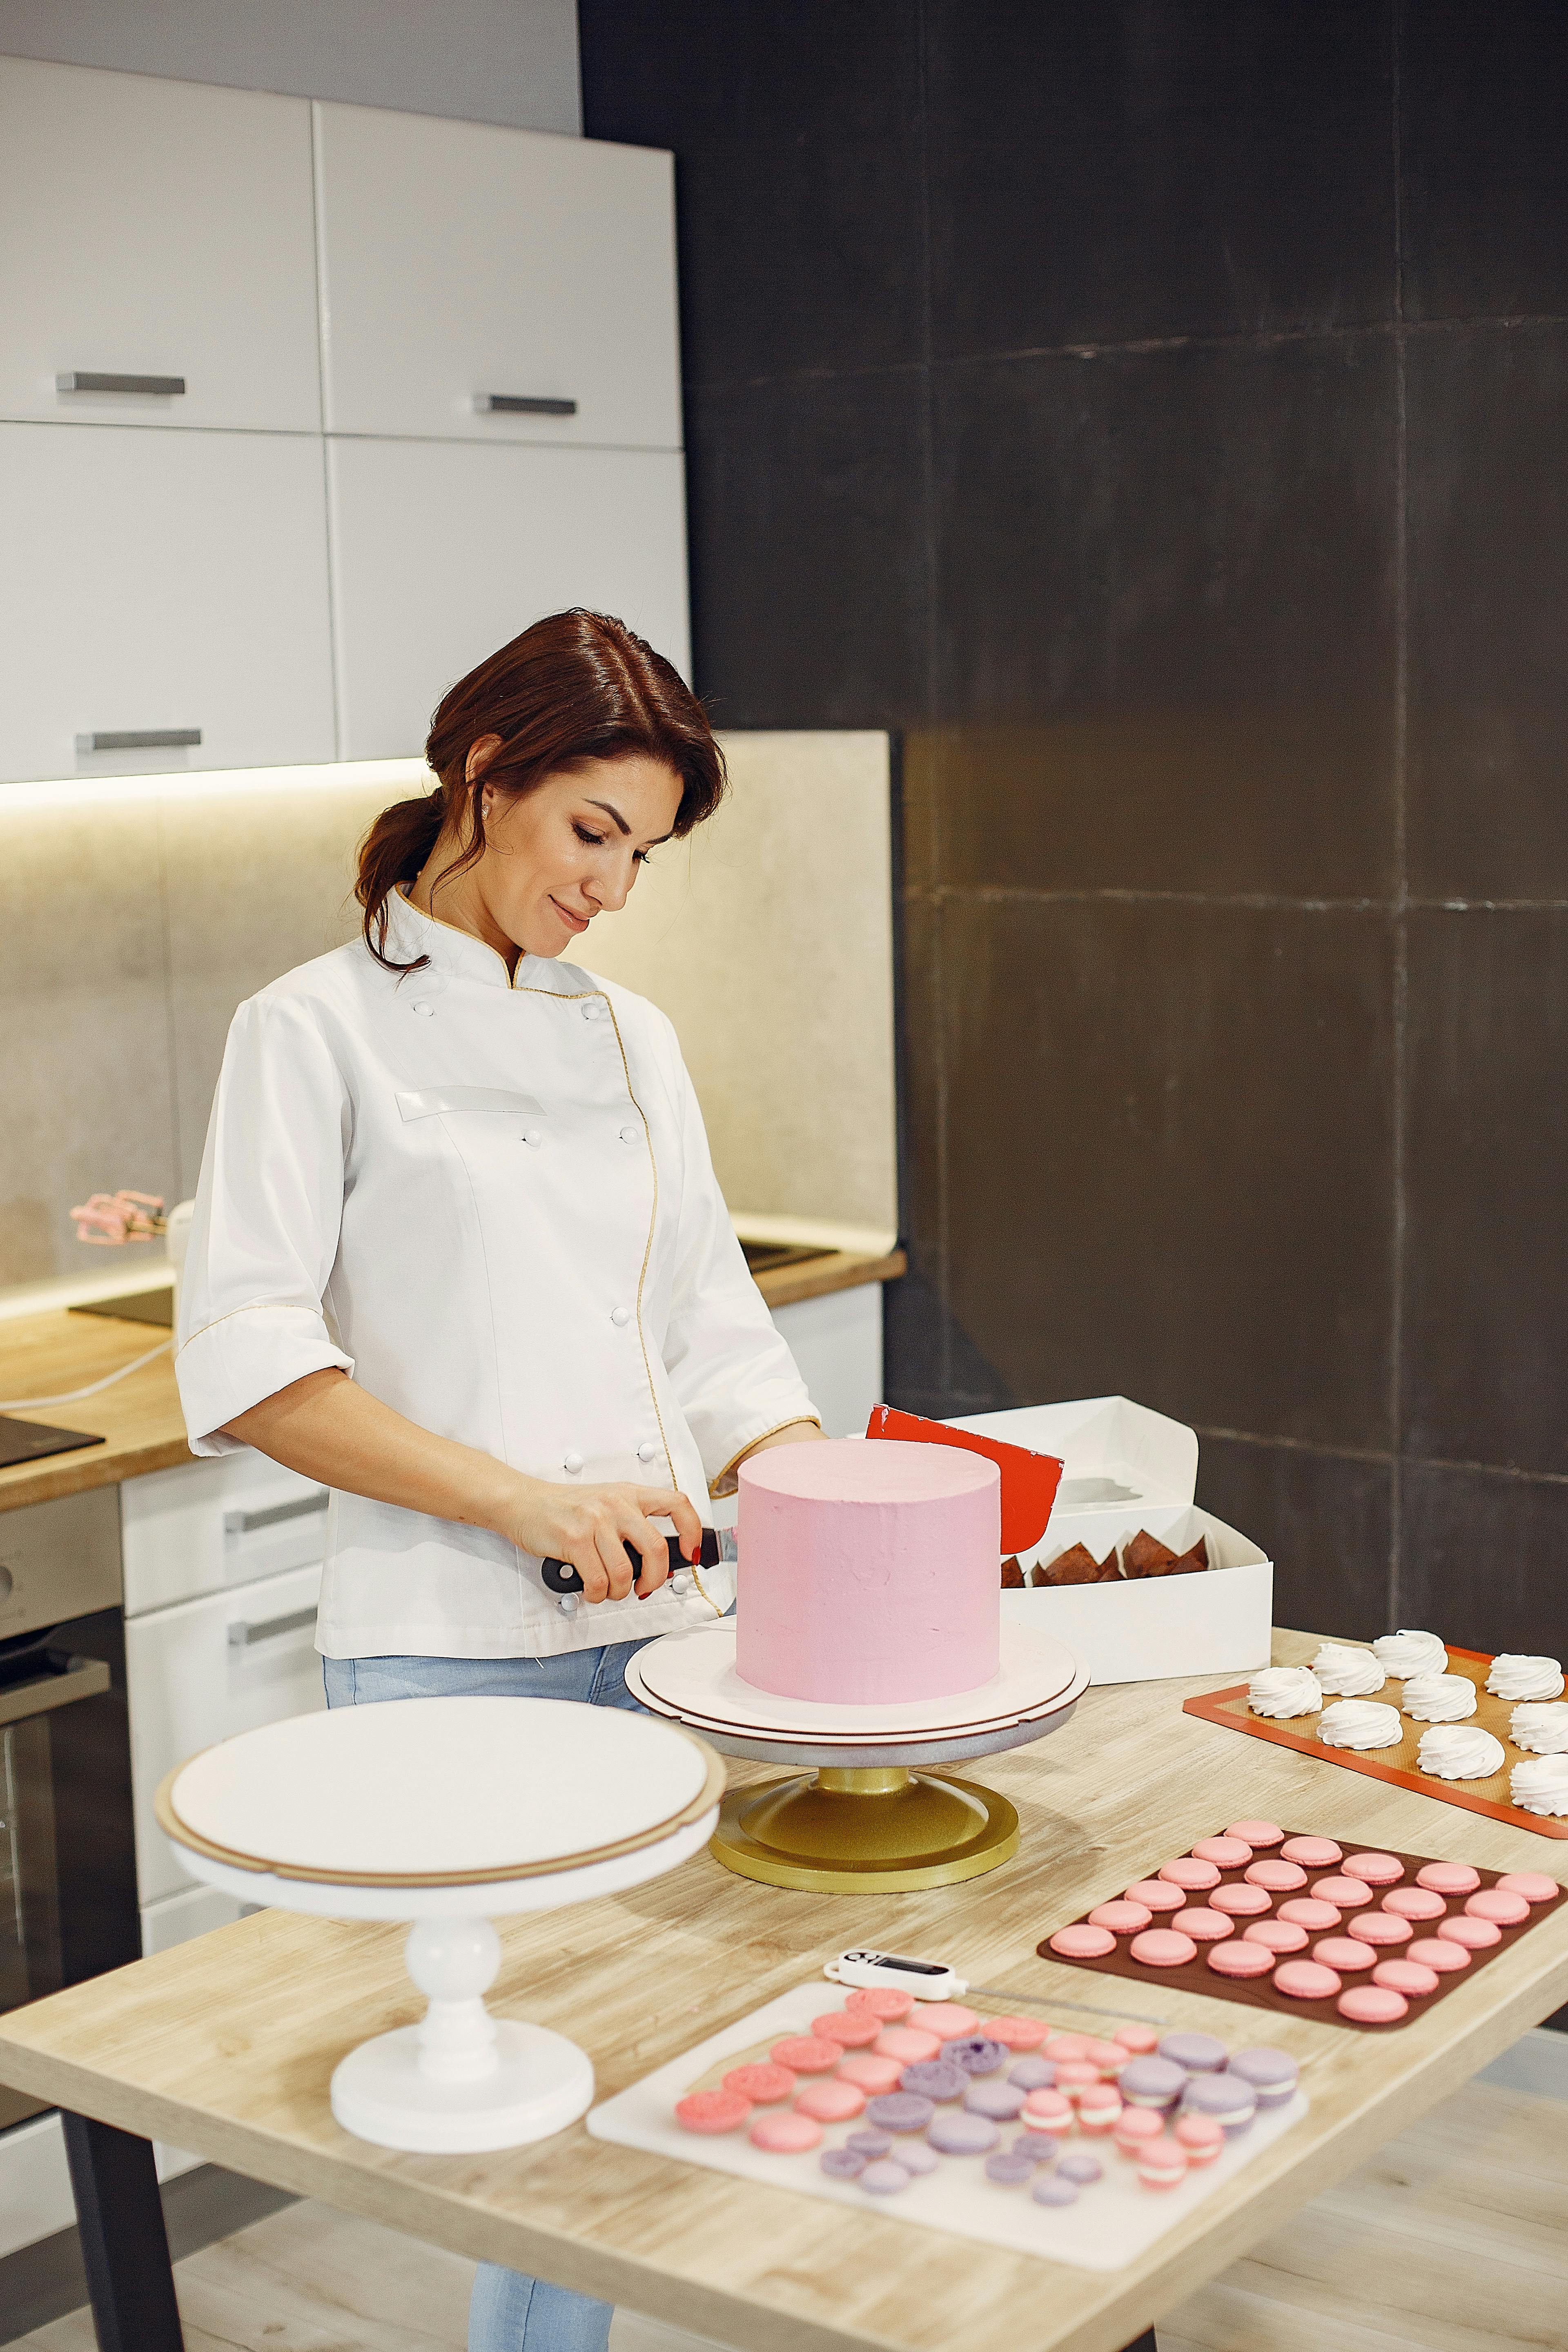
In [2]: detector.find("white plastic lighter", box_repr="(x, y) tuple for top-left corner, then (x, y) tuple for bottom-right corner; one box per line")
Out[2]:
(822, 1948), (969, 2001)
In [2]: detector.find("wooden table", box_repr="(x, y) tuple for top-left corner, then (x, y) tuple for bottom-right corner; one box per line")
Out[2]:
(2, 1626), (1565, 2352)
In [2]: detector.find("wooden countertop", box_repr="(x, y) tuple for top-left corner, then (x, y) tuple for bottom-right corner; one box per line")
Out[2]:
(2, 1627), (1564, 2352)
(0, 1248), (905, 1515)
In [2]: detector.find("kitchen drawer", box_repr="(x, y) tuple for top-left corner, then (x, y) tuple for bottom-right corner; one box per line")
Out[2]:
(314, 102), (679, 451)
(328, 437), (690, 759)
(126, 1559), (325, 1905)
(0, 423), (336, 782)
(0, 1486), (120, 1641)
(122, 1453), (329, 1617)
(0, 58), (320, 434)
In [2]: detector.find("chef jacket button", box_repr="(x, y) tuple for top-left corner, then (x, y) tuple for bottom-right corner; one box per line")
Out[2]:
(637, 1440), (659, 1462)
(522, 1128), (543, 1147)
(412, 1000), (434, 1018)
(563, 1451), (584, 1474)
(580, 1000), (600, 1020)
(619, 1125), (638, 1143)
(610, 1306), (631, 1327)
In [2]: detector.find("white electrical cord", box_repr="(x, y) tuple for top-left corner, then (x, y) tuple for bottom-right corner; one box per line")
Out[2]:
(0, 1337), (172, 1415)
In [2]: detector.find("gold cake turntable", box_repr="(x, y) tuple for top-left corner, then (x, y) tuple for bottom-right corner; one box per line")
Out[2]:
(625, 1625), (1087, 1893)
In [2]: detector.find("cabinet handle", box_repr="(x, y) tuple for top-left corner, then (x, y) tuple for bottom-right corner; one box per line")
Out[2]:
(76, 729), (202, 753)
(223, 1488), (329, 1537)
(57, 371), (186, 397)
(474, 393), (577, 416)
(227, 1605), (317, 1649)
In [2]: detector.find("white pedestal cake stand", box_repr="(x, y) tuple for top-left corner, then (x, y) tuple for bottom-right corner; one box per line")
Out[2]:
(626, 1624), (1087, 1893)
(155, 1696), (723, 2153)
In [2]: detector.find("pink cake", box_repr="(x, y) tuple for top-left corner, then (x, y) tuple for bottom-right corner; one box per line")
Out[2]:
(735, 1438), (1001, 1704)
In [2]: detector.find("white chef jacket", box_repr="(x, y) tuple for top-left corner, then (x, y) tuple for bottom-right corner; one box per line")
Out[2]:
(175, 889), (817, 1659)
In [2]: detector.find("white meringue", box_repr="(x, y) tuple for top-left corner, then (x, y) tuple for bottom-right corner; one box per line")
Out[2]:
(1247, 1666), (1323, 1719)
(1401, 1672), (1477, 1722)
(1372, 1629), (1448, 1678)
(1486, 1653), (1565, 1702)
(1417, 1724), (1505, 1780)
(1510, 1701), (1568, 1755)
(1311, 1642), (1386, 1697)
(1511, 1755), (1568, 1816)
(1319, 1699), (1403, 1750)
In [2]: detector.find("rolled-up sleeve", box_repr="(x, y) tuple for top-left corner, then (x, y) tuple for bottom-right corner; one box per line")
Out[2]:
(657, 1033), (818, 1488)
(175, 993), (355, 1455)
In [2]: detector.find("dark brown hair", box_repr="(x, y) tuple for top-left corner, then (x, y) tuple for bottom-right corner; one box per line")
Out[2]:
(356, 608), (727, 972)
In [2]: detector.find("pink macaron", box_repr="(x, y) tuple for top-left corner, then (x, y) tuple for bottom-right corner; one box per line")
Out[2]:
(1211, 1880), (1273, 1917)
(1174, 2112), (1225, 2165)
(749, 2111), (822, 2153)
(1049, 1923), (1117, 1960)
(676, 2088), (751, 2134)
(1023, 2087), (1074, 2131)
(1158, 1855), (1222, 1892)
(1381, 1886), (1447, 1922)
(724, 2062), (795, 2104)
(978, 2015), (1049, 2050)
(1242, 1918), (1309, 1954)
(1406, 1936), (1470, 1972)
(1226, 1818), (1284, 1846)
(1042, 2033), (1092, 2062)
(1495, 1872), (1560, 1905)
(1312, 1936), (1376, 1972)
(1172, 1907), (1233, 1943)
(1114, 2105), (1165, 2150)
(846, 1986), (914, 2021)
(1277, 1897), (1343, 1932)
(1338, 1984), (1408, 2025)
(1084, 2038), (1131, 2076)
(1088, 1899), (1154, 1935)
(1343, 1851), (1404, 1887)
(1245, 1859), (1308, 1893)
(834, 2053), (906, 2095)
(1349, 1911), (1412, 1947)
(1191, 1835), (1255, 1867)
(794, 2078), (865, 2123)
(1130, 1929), (1198, 1969)
(1076, 2084), (1123, 2133)
(1136, 2134), (1189, 2190)
(812, 2009), (883, 2047)
(1312, 1874), (1374, 1907)
(914, 2003), (980, 2039)
(1207, 1938), (1274, 1979)
(1281, 1835), (1343, 1868)
(771, 2037), (842, 2074)
(1466, 1888), (1530, 1927)
(1113, 2023), (1160, 2055)
(873, 2025), (943, 2063)
(1372, 1957), (1440, 1996)
(1437, 1913), (1501, 1950)
(1414, 1862), (1479, 1897)
(1124, 1878), (1186, 1913)
(1273, 1959), (1343, 2000)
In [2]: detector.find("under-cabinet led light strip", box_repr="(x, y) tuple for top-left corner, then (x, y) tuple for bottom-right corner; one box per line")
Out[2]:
(0, 757), (430, 817)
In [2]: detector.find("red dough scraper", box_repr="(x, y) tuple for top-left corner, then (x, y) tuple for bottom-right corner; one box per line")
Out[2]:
(865, 1404), (1063, 1556)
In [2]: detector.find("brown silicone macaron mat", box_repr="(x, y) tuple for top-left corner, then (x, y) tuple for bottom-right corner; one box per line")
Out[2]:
(1183, 1645), (1568, 1840)
(1036, 1829), (1566, 2031)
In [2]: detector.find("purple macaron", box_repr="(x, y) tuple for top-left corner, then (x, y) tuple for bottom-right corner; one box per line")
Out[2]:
(942, 2036), (1008, 2076)
(1157, 2031), (1229, 2074)
(1056, 2152), (1103, 2185)
(900, 2059), (969, 2102)
(1180, 2073), (1257, 2134)
(1007, 2056), (1057, 2092)
(860, 2159), (912, 2194)
(864, 2093), (934, 2135)
(927, 2111), (1000, 2156)
(1118, 2056), (1188, 2109)
(1032, 2176), (1078, 2206)
(846, 2128), (893, 2157)
(899, 2138), (939, 2176)
(963, 2079), (1027, 2122)
(1225, 2047), (1299, 2107)
(820, 2147), (866, 2179)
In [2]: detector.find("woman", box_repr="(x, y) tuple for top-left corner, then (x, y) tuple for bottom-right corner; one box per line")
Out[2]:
(175, 609), (822, 2350)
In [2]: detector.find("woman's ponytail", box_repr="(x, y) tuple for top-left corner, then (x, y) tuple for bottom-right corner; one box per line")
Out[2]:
(354, 787), (449, 972)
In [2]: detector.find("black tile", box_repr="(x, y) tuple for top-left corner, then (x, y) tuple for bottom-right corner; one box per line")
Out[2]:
(685, 372), (929, 728)
(925, 0), (1394, 359)
(895, 889), (944, 1310)
(1401, 0), (1568, 324)
(940, 898), (1395, 1449)
(579, 0), (925, 383)
(1401, 1459), (1568, 1659)
(928, 337), (1398, 894)
(1196, 1437), (1392, 1642)
(1406, 323), (1568, 900)
(1403, 909), (1568, 1475)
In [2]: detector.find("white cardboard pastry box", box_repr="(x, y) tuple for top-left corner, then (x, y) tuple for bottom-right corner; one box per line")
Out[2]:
(949, 1396), (1273, 1687)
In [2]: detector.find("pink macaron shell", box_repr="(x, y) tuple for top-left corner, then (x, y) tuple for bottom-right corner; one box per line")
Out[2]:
(1129, 1929), (1198, 1969)
(1466, 1888), (1530, 1926)
(1054, 2060), (1100, 2093)
(771, 2036), (842, 2074)
(1210, 1881), (1274, 1917)
(812, 2009), (883, 2047)
(912, 2002), (980, 2038)
(1245, 1858), (1308, 1892)
(1226, 1818), (1285, 1846)
(749, 2111), (823, 2153)
(1381, 1886), (1447, 1922)
(1076, 2087), (1123, 2133)
(834, 2053), (906, 2094)
(1174, 2113), (1225, 2163)
(1280, 1835), (1344, 1868)
(1312, 1874), (1374, 1907)
(1349, 1911), (1413, 1947)
(1273, 1960), (1343, 2000)
(1172, 1907), (1233, 1943)
(723, 2063), (795, 2104)
(1158, 1856), (1222, 1891)
(793, 2078), (865, 2123)
(1042, 2033), (1091, 2062)
(676, 2089), (751, 2134)
(1338, 1984), (1409, 2024)
(1495, 1872), (1560, 1904)
(845, 1986), (914, 2021)
(1136, 2137), (1189, 2189)
(1276, 1897), (1343, 1931)
(1343, 1851), (1404, 1886)
(1123, 1878), (1186, 1913)
(1312, 1936), (1377, 1971)
(1088, 1900), (1154, 1935)
(1112, 2024), (1161, 2054)
(873, 2024), (943, 2063)
(1023, 2087), (1074, 2128)
(1049, 1924), (1117, 1960)
(1242, 1918), (1309, 1953)
(1207, 1939), (1274, 1979)
(1114, 2106), (1166, 2147)
(1406, 1936), (1470, 1972)
(1190, 1835), (1254, 1867)
(978, 2015), (1049, 2049)
(1372, 1957), (1441, 1996)
(1437, 1913), (1501, 1950)
(1415, 1862), (1480, 1897)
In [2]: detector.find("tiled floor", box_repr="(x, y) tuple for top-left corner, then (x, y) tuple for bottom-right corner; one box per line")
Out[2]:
(14, 2082), (1567, 2352)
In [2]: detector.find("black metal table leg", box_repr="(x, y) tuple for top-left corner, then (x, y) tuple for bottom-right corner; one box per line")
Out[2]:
(61, 2111), (185, 2352)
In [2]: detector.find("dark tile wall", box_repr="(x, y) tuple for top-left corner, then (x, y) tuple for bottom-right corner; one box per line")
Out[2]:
(580, 1), (1568, 1647)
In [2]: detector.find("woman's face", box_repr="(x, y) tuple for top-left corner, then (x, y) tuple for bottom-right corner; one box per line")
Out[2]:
(437, 746), (683, 963)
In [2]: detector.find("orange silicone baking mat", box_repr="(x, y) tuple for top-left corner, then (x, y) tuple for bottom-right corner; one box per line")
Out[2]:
(1183, 1645), (1568, 1841)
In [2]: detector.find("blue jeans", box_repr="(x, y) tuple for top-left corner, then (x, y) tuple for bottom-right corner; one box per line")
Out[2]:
(323, 1641), (653, 2352)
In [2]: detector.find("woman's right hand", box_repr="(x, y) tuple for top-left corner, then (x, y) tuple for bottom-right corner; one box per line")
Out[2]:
(505, 1476), (705, 1603)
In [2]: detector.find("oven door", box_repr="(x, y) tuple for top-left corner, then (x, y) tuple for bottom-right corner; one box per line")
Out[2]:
(0, 1613), (138, 2129)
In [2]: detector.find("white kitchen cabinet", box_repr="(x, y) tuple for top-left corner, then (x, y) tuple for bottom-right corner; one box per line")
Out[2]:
(122, 1452), (330, 1617)
(141, 1881), (249, 1958)
(0, 58), (320, 434)
(314, 102), (680, 451)
(327, 436), (690, 757)
(125, 1559), (326, 1906)
(0, 423), (336, 782)
(771, 1284), (884, 1439)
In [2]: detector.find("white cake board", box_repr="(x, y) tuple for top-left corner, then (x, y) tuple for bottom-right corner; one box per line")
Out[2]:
(587, 1981), (1308, 2271)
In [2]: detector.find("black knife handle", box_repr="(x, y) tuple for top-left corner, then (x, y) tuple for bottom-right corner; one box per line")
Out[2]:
(541, 1528), (721, 1596)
